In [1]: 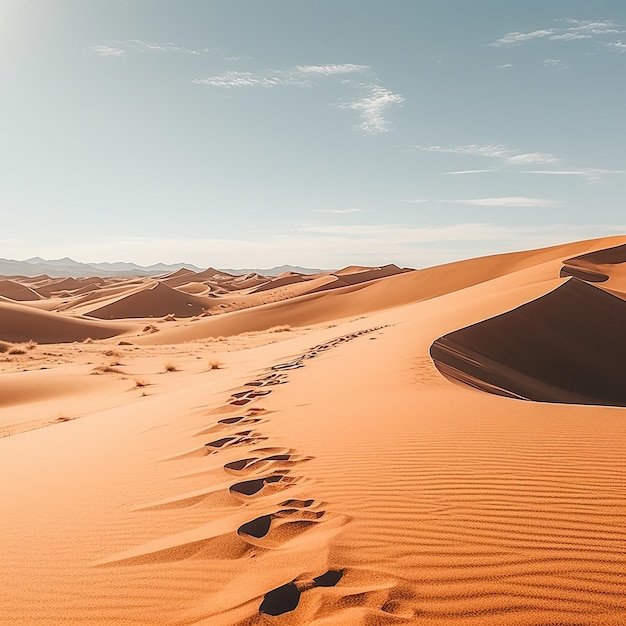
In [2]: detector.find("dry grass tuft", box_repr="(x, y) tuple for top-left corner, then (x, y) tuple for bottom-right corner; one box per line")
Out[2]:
(164, 362), (178, 372)
(143, 324), (160, 334)
(268, 325), (291, 333)
(25, 340), (38, 350)
(8, 347), (26, 355)
(208, 359), (222, 370)
(134, 378), (150, 388)
(83, 337), (95, 344)
(103, 349), (121, 358)
(92, 365), (124, 375)
(163, 313), (176, 322)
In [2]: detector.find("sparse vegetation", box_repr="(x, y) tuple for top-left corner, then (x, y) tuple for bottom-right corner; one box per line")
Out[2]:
(143, 324), (159, 334)
(25, 340), (38, 350)
(268, 325), (291, 333)
(83, 337), (95, 344)
(92, 365), (125, 375)
(134, 378), (149, 388)
(103, 349), (121, 358)
(164, 362), (178, 372)
(208, 359), (222, 370)
(8, 347), (26, 355)
(163, 313), (176, 321)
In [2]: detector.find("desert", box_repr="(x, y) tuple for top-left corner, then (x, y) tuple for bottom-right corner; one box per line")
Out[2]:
(1, 236), (625, 625)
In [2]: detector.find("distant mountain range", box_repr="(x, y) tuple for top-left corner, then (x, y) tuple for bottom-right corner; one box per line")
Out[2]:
(0, 257), (324, 279)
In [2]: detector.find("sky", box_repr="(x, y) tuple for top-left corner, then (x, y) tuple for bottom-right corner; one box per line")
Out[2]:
(1, 0), (625, 269)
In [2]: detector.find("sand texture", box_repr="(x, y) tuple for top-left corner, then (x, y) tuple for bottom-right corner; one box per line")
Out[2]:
(1, 237), (625, 625)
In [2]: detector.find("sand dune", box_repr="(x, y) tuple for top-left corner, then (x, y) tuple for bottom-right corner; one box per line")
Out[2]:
(86, 281), (212, 319)
(0, 279), (41, 301)
(0, 298), (133, 343)
(0, 236), (625, 625)
(430, 278), (626, 406)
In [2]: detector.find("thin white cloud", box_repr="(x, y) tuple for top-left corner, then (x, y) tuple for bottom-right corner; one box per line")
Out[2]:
(295, 64), (370, 75)
(336, 84), (405, 134)
(490, 19), (625, 49)
(496, 63), (513, 69)
(122, 39), (209, 55)
(89, 45), (125, 57)
(313, 208), (363, 213)
(491, 29), (555, 46)
(90, 40), (210, 57)
(193, 71), (292, 88)
(193, 64), (369, 88)
(544, 58), (572, 70)
(403, 197), (558, 208)
(457, 197), (559, 207)
(417, 143), (620, 182)
(605, 40), (626, 52)
(415, 144), (559, 165)
(522, 168), (625, 182)
(444, 169), (498, 175)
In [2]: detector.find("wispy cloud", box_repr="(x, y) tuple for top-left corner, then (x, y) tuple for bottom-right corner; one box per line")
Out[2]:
(521, 168), (624, 182)
(491, 29), (556, 46)
(313, 208), (363, 214)
(490, 19), (625, 49)
(193, 64), (370, 88)
(414, 143), (622, 182)
(605, 40), (626, 52)
(295, 64), (370, 76)
(544, 58), (571, 70)
(415, 144), (559, 165)
(89, 45), (125, 57)
(193, 64), (402, 135)
(403, 197), (558, 208)
(496, 63), (513, 69)
(458, 197), (558, 207)
(444, 169), (498, 175)
(90, 39), (210, 57)
(336, 84), (405, 134)
(120, 39), (209, 55)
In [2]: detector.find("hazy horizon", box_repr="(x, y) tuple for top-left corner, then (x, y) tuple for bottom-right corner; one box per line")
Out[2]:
(2, 0), (625, 268)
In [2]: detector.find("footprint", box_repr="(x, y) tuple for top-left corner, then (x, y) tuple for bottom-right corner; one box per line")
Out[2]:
(260, 570), (344, 616)
(195, 416), (263, 436)
(229, 474), (298, 499)
(223, 453), (312, 476)
(204, 431), (266, 453)
(237, 508), (326, 546)
(271, 359), (304, 371)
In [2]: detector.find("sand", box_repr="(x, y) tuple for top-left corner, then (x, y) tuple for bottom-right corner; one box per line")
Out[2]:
(0, 237), (625, 625)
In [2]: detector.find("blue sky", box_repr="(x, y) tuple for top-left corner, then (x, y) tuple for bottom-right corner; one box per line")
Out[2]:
(1, 0), (625, 269)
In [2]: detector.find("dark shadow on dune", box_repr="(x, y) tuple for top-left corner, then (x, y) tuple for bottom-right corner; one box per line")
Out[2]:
(560, 242), (626, 284)
(430, 279), (626, 407)
(559, 266), (608, 282)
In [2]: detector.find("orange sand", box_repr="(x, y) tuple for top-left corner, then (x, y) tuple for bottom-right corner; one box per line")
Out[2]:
(0, 238), (625, 625)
